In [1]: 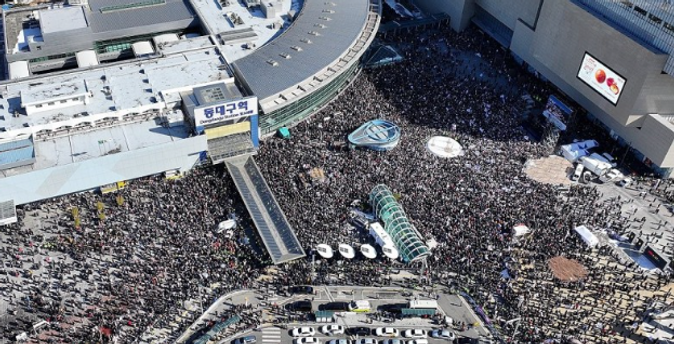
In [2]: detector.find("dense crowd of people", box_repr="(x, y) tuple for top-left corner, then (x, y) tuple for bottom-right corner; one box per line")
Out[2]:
(0, 24), (673, 344)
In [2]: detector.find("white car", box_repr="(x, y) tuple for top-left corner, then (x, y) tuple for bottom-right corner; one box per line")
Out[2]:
(406, 340), (428, 344)
(430, 329), (455, 340)
(382, 339), (404, 344)
(294, 338), (321, 344)
(375, 327), (400, 337)
(321, 325), (345, 335)
(403, 329), (427, 339)
(354, 339), (376, 344)
(292, 327), (316, 337)
(326, 340), (350, 344)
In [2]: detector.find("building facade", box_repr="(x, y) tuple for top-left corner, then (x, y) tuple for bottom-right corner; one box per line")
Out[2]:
(416, 0), (674, 175)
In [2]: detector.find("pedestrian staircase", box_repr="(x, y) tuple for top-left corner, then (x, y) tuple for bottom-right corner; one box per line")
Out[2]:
(225, 155), (305, 264)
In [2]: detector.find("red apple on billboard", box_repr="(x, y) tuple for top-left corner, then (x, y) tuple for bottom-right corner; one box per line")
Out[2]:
(606, 77), (615, 87)
(595, 69), (606, 83)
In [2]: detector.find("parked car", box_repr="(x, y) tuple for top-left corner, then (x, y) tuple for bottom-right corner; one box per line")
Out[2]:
(294, 338), (320, 344)
(430, 329), (455, 340)
(403, 329), (427, 338)
(406, 340), (428, 344)
(326, 340), (350, 344)
(347, 327), (371, 336)
(375, 327), (399, 337)
(381, 339), (404, 344)
(288, 300), (313, 312)
(377, 304), (406, 314)
(290, 286), (314, 294)
(616, 177), (632, 187)
(321, 324), (345, 335)
(353, 339), (376, 344)
(292, 327), (316, 337)
(233, 336), (256, 344)
(319, 302), (350, 311)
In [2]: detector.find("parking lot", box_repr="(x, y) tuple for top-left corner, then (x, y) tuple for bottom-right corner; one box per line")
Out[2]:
(227, 286), (490, 344)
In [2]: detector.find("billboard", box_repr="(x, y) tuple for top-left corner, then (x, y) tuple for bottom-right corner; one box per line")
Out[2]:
(194, 96), (258, 127)
(644, 246), (669, 270)
(542, 95), (573, 131)
(577, 52), (626, 105)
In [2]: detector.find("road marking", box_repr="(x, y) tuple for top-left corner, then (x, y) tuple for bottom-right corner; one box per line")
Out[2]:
(262, 335), (281, 339)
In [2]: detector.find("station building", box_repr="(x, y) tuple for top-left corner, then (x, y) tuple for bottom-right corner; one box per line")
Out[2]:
(417, 0), (674, 176)
(0, 0), (381, 231)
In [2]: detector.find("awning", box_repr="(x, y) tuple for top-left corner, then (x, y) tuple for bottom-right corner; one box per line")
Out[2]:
(314, 311), (335, 318)
(401, 308), (436, 316)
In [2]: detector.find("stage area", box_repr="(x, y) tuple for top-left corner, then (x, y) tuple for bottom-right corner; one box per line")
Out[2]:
(524, 155), (574, 185)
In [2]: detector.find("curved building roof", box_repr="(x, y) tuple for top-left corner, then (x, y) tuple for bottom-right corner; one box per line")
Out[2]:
(232, 0), (378, 112)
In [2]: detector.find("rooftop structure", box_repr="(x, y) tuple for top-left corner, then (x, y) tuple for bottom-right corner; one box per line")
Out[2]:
(231, 0), (380, 121)
(3, 0), (198, 67)
(188, 0), (302, 61)
(0, 45), (228, 139)
(369, 184), (431, 263)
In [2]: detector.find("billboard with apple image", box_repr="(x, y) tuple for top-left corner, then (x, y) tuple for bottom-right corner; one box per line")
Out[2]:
(577, 52), (626, 105)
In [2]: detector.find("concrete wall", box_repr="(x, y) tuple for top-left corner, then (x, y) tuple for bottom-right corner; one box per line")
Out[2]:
(510, 0), (674, 167)
(414, 0), (474, 32)
(474, 0), (540, 30)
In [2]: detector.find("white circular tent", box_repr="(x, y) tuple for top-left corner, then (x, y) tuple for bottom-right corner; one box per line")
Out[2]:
(360, 244), (377, 259)
(382, 245), (399, 260)
(316, 244), (334, 259)
(426, 136), (464, 158)
(338, 243), (355, 259)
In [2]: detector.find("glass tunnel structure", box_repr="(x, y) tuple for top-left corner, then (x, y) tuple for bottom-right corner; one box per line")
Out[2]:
(369, 184), (430, 263)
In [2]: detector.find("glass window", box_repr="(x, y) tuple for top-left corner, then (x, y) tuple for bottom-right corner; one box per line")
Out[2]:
(649, 13), (663, 25)
(633, 6), (647, 16)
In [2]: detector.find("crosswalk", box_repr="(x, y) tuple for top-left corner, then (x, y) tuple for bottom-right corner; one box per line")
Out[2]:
(261, 327), (282, 343)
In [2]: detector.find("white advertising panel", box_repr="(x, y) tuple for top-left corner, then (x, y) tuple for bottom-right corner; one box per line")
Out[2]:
(577, 53), (626, 105)
(194, 96), (258, 126)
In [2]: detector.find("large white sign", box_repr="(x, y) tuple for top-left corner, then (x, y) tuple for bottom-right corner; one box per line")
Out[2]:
(577, 53), (626, 105)
(194, 96), (258, 126)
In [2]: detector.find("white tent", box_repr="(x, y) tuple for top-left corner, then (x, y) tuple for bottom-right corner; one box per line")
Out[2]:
(360, 244), (377, 259)
(426, 136), (464, 158)
(513, 224), (531, 237)
(316, 244), (334, 259)
(338, 244), (355, 259)
(574, 225), (599, 247)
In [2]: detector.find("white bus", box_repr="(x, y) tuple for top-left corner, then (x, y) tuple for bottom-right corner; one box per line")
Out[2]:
(408, 300), (438, 310)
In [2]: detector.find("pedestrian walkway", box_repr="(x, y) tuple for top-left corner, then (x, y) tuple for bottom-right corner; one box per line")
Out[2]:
(225, 155), (305, 264)
(260, 326), (282, 344)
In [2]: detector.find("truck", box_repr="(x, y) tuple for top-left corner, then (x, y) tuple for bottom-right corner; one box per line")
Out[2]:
(578, 154), (612, 179)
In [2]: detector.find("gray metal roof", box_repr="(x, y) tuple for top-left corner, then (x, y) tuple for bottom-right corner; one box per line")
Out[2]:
(86, 0), (196, 33)
(39, 6), (88, 34)
(232, 0), (370, 101)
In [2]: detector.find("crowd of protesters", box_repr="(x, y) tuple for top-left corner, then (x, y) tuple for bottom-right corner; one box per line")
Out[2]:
(0, 24), (673, 344)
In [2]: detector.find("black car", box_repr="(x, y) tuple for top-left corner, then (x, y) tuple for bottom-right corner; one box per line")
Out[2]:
(290, 286), (314, 295)
(347, 326), (371, 336)
(319, 302), (350, 311)
(287, 300), (313, 312)
(377, 303), (406, 314)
